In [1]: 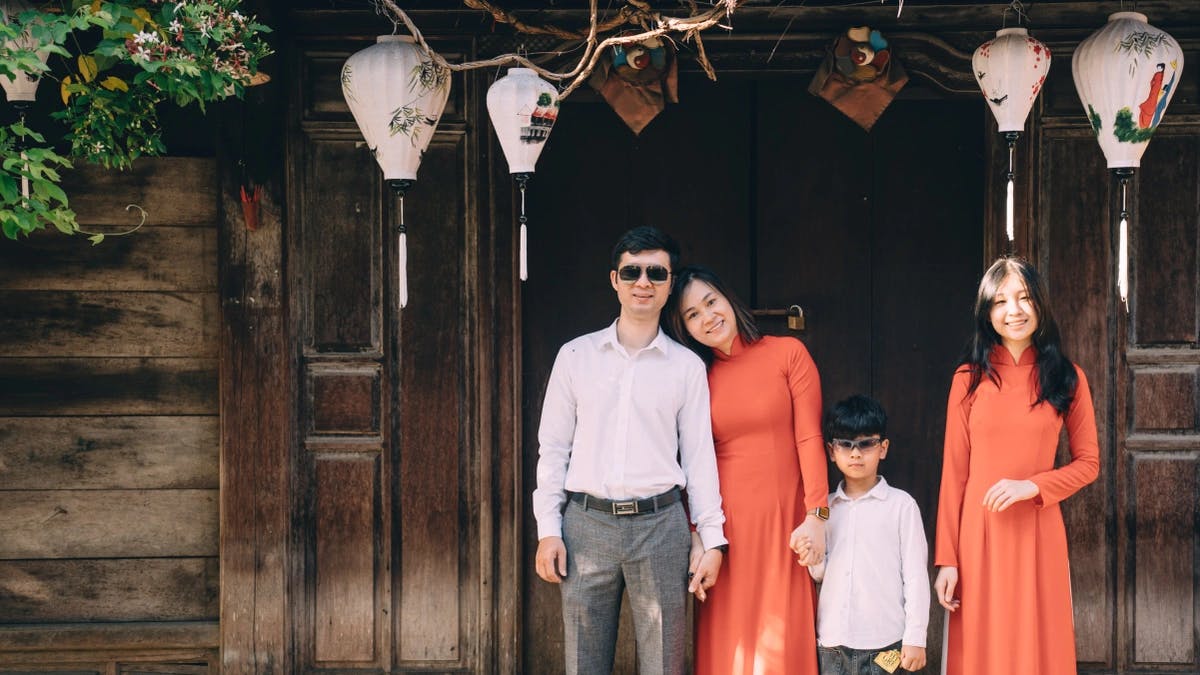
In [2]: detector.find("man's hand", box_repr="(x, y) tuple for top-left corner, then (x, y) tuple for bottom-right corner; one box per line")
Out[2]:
(688, 547), (723, 602)
(934, 566), (960, 611)
(535, 536), (568, 583)
(900, 645), (926, 671)
(688, 531), (704, 577)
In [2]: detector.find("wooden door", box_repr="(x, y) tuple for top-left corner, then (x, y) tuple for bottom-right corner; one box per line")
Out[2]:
(520, 77), (984, 673)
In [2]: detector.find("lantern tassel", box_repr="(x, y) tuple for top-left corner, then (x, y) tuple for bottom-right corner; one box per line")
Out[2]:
(1116, 170), (1133, 312)
(398, 227), (408, 309)
(20, 150), (29, 201)
(517, 174), (530, 282)
(1005, 178), (1014, 245)
(1004, 132), (1019, 249)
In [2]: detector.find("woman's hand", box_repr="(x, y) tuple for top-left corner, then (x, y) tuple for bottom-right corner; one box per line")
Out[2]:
(934, 566), (960, 612)
(688, 548), (723, 602)
(789, 515), (826, 564)
(982, 478), (1039, 512)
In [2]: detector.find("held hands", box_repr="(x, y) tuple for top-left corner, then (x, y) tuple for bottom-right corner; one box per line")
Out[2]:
(982, 478), (1039, 512)
(789, 515), (826, 566)
(900, 645), (926, 672)
(535, 536), (568, 583)
(933, 566), (960, 612)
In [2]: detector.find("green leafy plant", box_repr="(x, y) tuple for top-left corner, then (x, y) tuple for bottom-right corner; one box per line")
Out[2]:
(0, 0), (271, 240)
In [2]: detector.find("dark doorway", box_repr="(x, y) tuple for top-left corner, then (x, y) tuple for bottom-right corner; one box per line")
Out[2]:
(520, 76), (985, 673)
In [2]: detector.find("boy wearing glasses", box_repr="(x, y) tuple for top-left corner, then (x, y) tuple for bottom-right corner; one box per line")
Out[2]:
(532, 226), (727, 675)
(797, 395), (929, 674)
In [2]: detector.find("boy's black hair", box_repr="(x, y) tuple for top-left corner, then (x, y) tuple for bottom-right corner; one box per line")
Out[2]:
(824, 394), (888, 440)
(611, 226), (680, 271)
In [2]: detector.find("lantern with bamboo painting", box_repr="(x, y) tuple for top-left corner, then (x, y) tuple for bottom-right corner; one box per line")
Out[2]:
(487, 67), (560, 281)
(973, 26), (1050, 247)
(341, 34), (451, 308)
(1071, 11), (1183, 307)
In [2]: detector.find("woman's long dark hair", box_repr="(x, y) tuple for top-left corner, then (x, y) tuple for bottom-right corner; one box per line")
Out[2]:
(961, 256), (1077, 415)
(663, 266), (761, 367)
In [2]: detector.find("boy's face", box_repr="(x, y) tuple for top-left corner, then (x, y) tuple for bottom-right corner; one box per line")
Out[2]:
(827, 434), (889, 482)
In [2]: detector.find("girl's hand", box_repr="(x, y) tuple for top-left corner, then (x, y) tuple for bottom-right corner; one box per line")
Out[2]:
(934, 566), (960, 611)
(982, 478), (1039, 512)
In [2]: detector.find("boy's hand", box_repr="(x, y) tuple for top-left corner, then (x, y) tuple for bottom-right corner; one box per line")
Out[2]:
(900, 645), (926, 671)
(934, 566), (960, 611)
(688, 548), (723, 602)
(792, 534), (820, 566)
(535, 536), (568, 583)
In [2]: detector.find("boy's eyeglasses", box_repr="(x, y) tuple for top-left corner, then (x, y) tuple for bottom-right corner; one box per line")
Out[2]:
(829, 437), (884, 453)
(617, 264), (671, 284)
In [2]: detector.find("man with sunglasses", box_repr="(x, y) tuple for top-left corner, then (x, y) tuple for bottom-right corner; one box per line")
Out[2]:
(533, 226), (728, 675)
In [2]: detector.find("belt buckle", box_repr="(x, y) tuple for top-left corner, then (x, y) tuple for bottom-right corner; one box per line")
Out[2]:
(612, 500), (638, 515)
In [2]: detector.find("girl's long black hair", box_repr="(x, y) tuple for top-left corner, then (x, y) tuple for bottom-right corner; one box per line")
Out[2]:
(663, 265), (761, 368)
(961, 256), (1077, 415)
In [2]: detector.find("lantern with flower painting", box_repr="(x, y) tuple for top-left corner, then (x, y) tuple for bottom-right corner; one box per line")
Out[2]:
(341, 35), (451, 308)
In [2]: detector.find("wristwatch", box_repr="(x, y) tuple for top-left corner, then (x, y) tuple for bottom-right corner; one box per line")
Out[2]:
(710, 544), (729, 554)
(808, 506), (830, 521)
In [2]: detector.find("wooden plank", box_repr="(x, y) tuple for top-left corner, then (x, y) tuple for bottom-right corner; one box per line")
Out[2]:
(1128, 348), (1200, 366)
(0, 490), (217, 559)
(0, 292), (218, 358)
(0, 358), (217, 416)
(1041, 130), (1114, 665)
(308, 367), (380, 435)
(1133, 458), (1196, 664)
(0, 227), (217, 292)
(399, 137), (465, 664)
(0, 416), (218, 490)
(60, 158), (217, 227)
(0, 558), (217, 623)
(313, 456), (377, 664)
(1134, 130), (1200, 345)
(300, 136), (380, 354)
(1133, 368), (1198, 432)
(0, 621), (218, 651)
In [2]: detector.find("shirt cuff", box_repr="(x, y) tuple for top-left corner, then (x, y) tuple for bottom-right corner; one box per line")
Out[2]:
(697, 525), (727, 551)
(536, 514), (563, 541)
(902, 627), (927, 648)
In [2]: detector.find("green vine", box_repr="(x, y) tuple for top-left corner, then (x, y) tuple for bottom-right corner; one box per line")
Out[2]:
(0, 0), (271, 240)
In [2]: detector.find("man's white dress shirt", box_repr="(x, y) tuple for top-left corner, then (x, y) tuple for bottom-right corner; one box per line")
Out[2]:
(533, 320), (727, 550)
(810, 476), (929, 649)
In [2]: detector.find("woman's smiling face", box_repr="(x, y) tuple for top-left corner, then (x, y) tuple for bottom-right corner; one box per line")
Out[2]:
(679, 280), (737, 355)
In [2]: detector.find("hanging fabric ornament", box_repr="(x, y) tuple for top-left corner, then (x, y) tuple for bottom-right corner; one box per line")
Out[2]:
(1072, 12), (1183, 308)
(341, 35), (451, 309)
(486, 68), (560, 281)
(973, 26), (1050, 247)
(1, 0), (50, 107)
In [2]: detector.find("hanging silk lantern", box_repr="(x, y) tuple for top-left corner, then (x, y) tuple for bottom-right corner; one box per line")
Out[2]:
(486, 68), (560, 281)
(0, 0), (49, 107)
(1072, 12), (1183, 308)
(973, 26), (1050, 247)
(341, 35), (451, 309)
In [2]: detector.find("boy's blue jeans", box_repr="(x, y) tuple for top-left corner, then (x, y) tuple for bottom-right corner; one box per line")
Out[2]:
(818, 640), (904, 675)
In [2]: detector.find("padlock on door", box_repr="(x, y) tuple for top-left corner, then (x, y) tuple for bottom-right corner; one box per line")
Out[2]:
(787, 305), (805, 331)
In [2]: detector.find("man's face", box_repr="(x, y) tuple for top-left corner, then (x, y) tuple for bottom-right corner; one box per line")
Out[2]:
(610, 249), (672, 320)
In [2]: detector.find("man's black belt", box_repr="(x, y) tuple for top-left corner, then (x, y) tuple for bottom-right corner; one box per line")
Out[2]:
(568, 487), (682, 516)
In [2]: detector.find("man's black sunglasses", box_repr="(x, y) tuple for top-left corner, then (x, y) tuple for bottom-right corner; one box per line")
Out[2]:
(617, 264), (671, 284)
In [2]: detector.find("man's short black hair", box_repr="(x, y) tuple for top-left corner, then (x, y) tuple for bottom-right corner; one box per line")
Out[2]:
(824, 394), (888, 440)
(611, 226), (680, 271)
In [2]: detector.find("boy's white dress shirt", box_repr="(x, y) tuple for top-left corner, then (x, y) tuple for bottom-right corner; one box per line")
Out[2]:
(810, 476), (929, 649)
(532, 320), (727, 550)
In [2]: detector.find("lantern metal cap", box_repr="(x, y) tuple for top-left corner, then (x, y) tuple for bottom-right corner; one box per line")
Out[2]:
(376, 35), (416, 44)
(995, 27), (1029, 37)
(1108, 12), (1147, 23)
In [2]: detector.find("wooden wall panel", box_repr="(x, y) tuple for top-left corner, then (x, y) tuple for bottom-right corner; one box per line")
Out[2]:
(0, 227), (216, 292)
(0, 292), (218, 358)
(308, 367), (381, 436)
(1040, 129), (1113, 665)
(313, 456), (378, 665)
(301, 136), (380, 354)
(1132, 457), (1196, 665)
(0, 416), (218, 490)
(0, 558), (217, 622)
(0, 490), (218, 559)
(59, 159), (217, 227)
(1132, 368), (1198, 432)
(1134, 131), (1199, 345)
(398, 136), (466, 664)
(0, 358), (216, 416)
